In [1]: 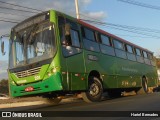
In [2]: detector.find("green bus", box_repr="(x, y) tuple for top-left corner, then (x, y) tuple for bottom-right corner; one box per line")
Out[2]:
(4, 10), (158, 103)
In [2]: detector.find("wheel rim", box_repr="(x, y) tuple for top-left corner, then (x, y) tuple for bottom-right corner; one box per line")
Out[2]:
(142, 78), (148, 92)
(89, 82), (100, 97)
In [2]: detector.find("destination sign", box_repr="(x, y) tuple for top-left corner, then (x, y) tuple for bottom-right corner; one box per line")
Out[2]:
(14, 13), (48, 32)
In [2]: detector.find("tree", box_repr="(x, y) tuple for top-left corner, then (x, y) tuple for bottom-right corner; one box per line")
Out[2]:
(0, 79), (9, 94)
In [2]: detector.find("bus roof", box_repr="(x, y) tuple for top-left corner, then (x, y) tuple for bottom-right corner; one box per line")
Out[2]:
(77, 19), (153, 54)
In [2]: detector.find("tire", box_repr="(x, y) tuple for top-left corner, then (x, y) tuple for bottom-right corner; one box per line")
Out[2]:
(81, 76), (103, 103)
(142, 77), (148, 93)
(136, 77), (148, 94)
(42, 97), (62, 105)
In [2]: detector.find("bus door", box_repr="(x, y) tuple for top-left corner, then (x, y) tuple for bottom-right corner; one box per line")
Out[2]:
(60, 19), (86, 91)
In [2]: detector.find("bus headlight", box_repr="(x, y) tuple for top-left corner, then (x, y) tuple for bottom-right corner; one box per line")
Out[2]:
(48, 72), (52, 77)
(47, 67), (59, 77)
(11, 80), (16, 85)
(52, 68), (57, 73)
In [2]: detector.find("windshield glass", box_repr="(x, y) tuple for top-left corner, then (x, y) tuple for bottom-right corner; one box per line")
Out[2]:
(9, 21), (56, 69)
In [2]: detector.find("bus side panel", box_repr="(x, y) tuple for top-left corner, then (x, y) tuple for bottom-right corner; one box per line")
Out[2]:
(116, 58), (142, 88)
(65, 52), (87, 91)
(98, 54), (118, 89)
(84, 50), (118, 89)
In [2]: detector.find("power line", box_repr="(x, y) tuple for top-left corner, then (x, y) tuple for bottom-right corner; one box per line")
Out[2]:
(105, 25), (160, 39)
(0, 6), (38, 13)
(0, 19), (18, 23)
(80, 19), (160, 39)
(0, 17), (21, 22)
(80, 13), (160, 34)
(0, 11), (30, 17)
(118, 0), (160, 11)
(0, 1), (43, 12)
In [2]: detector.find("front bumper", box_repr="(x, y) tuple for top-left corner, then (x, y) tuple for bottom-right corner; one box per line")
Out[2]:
(10, 72), (63, 97)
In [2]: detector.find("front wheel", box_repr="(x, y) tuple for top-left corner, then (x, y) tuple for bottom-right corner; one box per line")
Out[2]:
(81, 77), (103, 103)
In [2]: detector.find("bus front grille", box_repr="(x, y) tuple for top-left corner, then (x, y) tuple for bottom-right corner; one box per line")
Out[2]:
(15, 67), (41, 78)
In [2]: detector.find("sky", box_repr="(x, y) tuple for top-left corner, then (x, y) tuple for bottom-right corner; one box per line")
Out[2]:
(1, 0), (160, 79)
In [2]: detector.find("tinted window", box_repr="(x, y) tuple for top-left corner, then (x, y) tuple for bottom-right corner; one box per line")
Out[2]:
(135, 48), (141, 56)
(101, 35), (110, 46)
(148, 53), (153, 60)
(143, 51), (148, 58)
(126, 45), (133, 53)
(100, 44), (115, 56)
(84, 28), (95, 41)
(70, 29), (80, 47)
(84, 38), (100, 52)
(113, 40), (124, 50)
(115, 49), (127, 59)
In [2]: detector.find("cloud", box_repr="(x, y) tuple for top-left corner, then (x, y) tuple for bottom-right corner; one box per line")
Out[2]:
(0, 0), (96, 35)
(0, 0), (107, 36)
(85, 11), (106, 20)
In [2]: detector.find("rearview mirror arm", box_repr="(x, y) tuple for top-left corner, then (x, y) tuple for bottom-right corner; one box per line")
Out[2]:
(0, 34), (10, 56)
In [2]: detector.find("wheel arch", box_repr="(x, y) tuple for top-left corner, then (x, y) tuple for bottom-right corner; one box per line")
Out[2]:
(88, 70), (103, 85)
(142, 75), (148, 83)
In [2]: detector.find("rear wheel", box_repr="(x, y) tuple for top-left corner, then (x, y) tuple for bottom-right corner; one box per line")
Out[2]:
(136, 77), (148, 94)
(142, 77), (148, 93)
(81, 76), (103, 103)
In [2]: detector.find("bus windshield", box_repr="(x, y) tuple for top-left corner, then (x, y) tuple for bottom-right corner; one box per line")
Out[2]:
(9, 21), (56, 69)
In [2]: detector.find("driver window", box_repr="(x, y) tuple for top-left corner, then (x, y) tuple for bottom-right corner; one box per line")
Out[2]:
(58, 17), (82, 57)
(70, 29), (80, 47)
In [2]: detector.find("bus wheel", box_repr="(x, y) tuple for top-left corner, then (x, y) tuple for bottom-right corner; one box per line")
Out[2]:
(81, 76), (103, 103)
(136, 77), (148, 94)
(43, 97), (62, 105)
(142, 77), (148, 93)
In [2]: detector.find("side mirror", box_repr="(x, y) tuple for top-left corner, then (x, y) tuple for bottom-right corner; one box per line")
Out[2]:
(64, 24), (72, 46)
(1, 41), (5, 55)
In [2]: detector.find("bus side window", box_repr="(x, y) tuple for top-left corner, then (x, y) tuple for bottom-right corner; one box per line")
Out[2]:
(143, 51), (148, 58)
(99, 34), (115, 56)
(100, 34), (111, 46)
(58, 16), (80, 47)
(60, 19), (81, 57)
(64, 24), (80, 47)
(135, 48), (141, 56)
(113, 39), (127, 59)
(125, 44), (136, 61)
(70, 29), (80, 47)
(113, 39), (124, 50)
(82, 27), (100, 52)
(83, 27), (96, 41)
(126, 44), (134, 53)
(64, 23), (72, 46)
(143, 51), (151, 65)
(135, 48), (144, 63)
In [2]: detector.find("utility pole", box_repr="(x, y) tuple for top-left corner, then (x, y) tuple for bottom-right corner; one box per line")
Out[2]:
(75, 0), (80, 19)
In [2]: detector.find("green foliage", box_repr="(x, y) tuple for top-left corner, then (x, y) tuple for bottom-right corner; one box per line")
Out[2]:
(0, 79), (9, 94)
